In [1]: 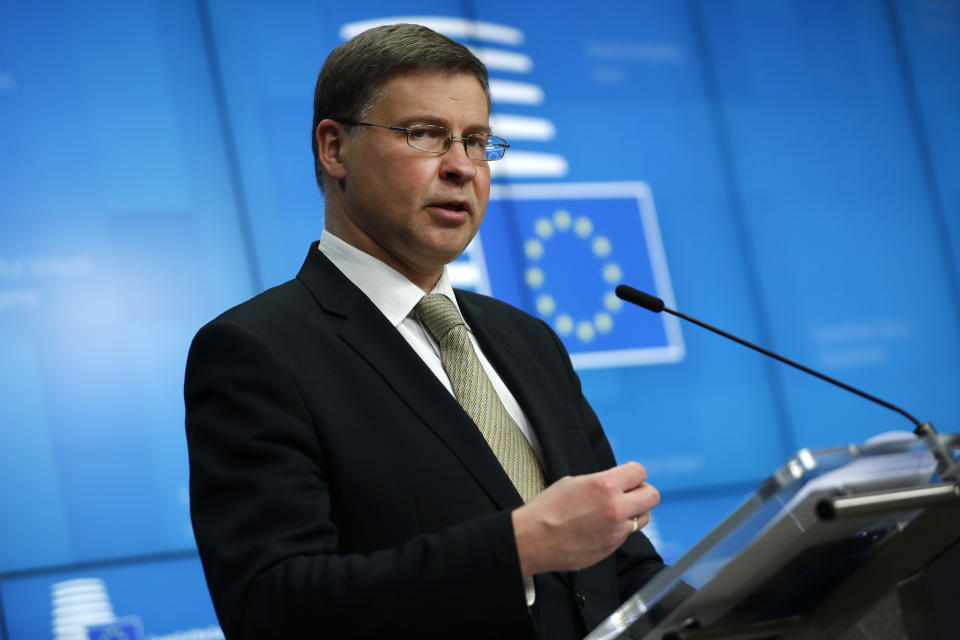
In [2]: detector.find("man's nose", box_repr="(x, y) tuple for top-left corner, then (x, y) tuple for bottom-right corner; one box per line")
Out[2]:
(438, 138), (479, 182)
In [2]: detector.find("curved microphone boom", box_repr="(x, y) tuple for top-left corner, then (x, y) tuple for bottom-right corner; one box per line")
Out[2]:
(614, 283), (957, 479)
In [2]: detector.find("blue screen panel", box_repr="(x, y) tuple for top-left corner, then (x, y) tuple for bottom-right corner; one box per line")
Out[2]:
(699, 0), (960, 448)
(894, 0), (960, 293)
(0, 0), (253, 571)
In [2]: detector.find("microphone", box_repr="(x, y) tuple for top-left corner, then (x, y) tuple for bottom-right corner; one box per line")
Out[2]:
(614, 284), (956, 479)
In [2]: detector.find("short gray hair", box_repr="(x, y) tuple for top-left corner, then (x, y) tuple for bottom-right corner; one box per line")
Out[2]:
(311, 24), (491, 189)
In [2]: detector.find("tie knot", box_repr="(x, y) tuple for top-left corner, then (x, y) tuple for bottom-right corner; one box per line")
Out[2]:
(415, 294), (464, 341)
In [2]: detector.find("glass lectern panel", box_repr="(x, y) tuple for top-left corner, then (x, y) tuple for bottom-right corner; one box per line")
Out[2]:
(587, 431), (959, 640)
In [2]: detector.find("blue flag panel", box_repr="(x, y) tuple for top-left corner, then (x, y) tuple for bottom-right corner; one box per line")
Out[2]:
(476, 182), (683, 368)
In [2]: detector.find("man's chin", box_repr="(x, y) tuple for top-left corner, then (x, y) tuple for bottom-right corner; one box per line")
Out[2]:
(421, 230), (478, 261)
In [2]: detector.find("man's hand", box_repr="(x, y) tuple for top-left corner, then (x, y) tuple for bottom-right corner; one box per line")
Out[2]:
(511, 462), (659, 577)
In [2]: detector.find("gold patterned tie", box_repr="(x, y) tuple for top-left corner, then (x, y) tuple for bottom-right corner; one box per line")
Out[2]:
(415, 294), (546, 503)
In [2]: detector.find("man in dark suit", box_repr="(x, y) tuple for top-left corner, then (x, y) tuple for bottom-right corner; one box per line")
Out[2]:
(185, 23), (665, 640)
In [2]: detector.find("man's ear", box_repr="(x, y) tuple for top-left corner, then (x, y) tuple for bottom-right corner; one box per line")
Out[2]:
(315, 119), (348, 181)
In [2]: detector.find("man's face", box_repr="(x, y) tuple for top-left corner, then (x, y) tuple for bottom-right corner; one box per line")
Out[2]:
(330, 70), (491, 287)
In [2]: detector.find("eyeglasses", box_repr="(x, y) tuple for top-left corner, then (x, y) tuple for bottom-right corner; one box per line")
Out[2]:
(339, 121), (510, 161)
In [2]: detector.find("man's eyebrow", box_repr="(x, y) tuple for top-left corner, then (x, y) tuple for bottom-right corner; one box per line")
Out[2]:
(396, 114), (491, 134)
(468, 123), (493, 135)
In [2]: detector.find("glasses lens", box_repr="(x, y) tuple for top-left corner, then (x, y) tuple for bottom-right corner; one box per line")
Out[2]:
(481, 135), (508, 161)
(406, 125), (448, 153)
(461, 133), (487, 161)
(460, 134), (507, 161)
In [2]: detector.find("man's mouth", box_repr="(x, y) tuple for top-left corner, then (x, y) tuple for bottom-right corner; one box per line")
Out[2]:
(431, 201), (469, 213)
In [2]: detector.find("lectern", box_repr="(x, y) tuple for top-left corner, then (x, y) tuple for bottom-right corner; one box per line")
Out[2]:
(587, 431), (960, 640)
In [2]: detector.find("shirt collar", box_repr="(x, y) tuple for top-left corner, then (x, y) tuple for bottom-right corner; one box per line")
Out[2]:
(317, 231), (465, 328)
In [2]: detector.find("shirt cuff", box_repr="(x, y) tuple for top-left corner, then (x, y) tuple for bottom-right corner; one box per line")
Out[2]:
(524, 575), (536, 606)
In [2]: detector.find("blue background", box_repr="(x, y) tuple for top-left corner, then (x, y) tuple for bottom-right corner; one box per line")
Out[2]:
(1, 1), (958, 637)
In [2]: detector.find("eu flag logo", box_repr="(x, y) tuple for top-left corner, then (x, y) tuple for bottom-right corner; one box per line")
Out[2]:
(467, 182), (683, 369)
(87, 616), (144, 640)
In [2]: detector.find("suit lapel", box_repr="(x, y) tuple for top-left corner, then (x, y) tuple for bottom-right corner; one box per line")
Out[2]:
(296, 246), (523, 511)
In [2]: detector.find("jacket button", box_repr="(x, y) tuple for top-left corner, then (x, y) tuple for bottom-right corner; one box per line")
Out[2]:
(576, 591), (587, 606)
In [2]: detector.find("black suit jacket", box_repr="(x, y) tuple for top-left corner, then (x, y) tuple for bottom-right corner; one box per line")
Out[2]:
(185, 245), (664, 640)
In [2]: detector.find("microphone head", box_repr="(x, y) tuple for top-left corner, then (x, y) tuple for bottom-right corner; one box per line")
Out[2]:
(615, 284), (665, 313)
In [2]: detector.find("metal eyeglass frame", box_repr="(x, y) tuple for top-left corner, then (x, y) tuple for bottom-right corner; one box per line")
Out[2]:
(338, 121), (509, 161)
